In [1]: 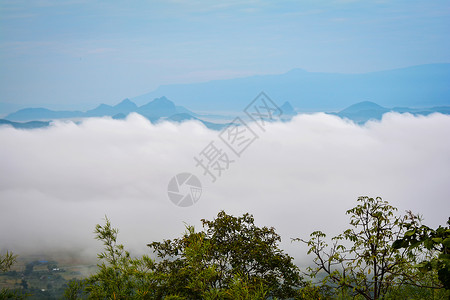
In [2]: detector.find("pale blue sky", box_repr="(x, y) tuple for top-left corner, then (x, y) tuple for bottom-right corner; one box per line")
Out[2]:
(1, 0), (449, 111)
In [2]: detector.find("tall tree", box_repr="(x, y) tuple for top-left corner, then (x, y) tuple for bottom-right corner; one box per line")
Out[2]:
(297, 196), (419, 300)
(0, 251), (16, 272)
(66, 212), (303, 299)
(148, 211), (304, 299)
(65, 217), (156, 299)
(1, 250), (27, 299)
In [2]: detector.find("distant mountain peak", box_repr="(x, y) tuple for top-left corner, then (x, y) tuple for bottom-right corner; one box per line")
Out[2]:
(114, 98), (137, 110)
(116, 98), (134, 105)
(340, 101), (386, 114)
(280, 101), (295, 115)
(96, 103), (113, 109)
(137, 96), (177, 118)
(332, 101), (389, 124)
(141, 96), (174, 107)
(355, 101), (383, 107)
(152, 96), (171, 104)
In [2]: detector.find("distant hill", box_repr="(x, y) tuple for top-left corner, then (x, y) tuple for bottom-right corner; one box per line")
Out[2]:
(331, 101), (389, 123)
(280, 101), (296, 115)
(4, 74), (450, 129)
(132, 64), (450, 111)
(5, 97), (190, 122)
(85, 99), (137, 117)
(0, 119), (50, 129)
(5, 108), (83, 121)
(137, 96), (178, 121)
(3, 99), (450, 130)
(3, 97), (231, 130)
(7, 98), (142, 121)
(330, 101), (450, 124)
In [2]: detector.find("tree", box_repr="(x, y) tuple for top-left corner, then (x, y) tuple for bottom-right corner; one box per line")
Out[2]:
(393, 213), (450, 289)
(0, 250), (27, 299)
(0, 251), (16, 272)
(148, 211), (304, 299)
(296, 196), (419, 300)
(65, 217), (157, 299)
(66, 212), (302, 299)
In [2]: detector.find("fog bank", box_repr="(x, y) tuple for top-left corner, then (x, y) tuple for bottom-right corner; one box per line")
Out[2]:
(1, 113), (449, 264)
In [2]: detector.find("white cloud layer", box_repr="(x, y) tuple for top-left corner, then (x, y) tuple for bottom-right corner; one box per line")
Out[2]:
(1, 113), (450, 265)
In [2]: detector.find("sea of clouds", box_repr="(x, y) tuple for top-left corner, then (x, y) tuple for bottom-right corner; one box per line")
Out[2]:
(1, 112), (449, 266)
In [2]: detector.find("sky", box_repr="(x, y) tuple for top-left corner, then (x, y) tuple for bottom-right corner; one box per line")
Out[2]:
(1, 0), (450, 111)
(1, 113), (449, 265)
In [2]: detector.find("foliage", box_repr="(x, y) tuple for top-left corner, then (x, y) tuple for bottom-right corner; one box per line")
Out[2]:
(148, 211), (304, 299)
(296, 280), (334, 299)
(0, 250), (28, 299)
(59, 202), (450, 299)
(65, 217), (157, 299)
(296, 196), (421, 300)
(66, 212), (303, 299)
(0, 252), (16, 273)
(393, 213), (450, 289)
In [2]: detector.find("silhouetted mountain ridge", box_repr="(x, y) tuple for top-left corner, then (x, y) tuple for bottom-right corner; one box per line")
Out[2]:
(132, 63), (450, 111)
(0, 119), (50, 129)
(330, 101), (450, 124)
(4, 64), (450, 129)
(3, 98), (450, 130)
(6, 97), (187, 121)
(3, 97), (234, 130)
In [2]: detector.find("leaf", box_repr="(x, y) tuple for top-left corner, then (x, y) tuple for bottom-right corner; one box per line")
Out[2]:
(392, 239), (404, 249)
(432, 237), (443, 244)
(442, 238), (450, 248)
(404, 230), (415, 237)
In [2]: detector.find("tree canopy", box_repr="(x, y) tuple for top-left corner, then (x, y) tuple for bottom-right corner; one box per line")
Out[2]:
(296, 196), (447, 300)
(6, 197), (447, 299)
(66, 211), (303, 299)
(393, 213), (450, 290)
(148, 211), (303, 298)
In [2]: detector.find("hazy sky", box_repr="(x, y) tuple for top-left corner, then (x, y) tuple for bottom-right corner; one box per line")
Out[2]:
(1, 113), (449, 264)
(1, 0), (450, 110)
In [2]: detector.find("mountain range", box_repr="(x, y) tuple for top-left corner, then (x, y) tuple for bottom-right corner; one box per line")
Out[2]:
(2, 63), (450, 129)
(330, 101), (450, 124)
(2, 97), (449, 130)
(2, 97), (246, 130)
(132, 64), (450, 111)
(4, 97), (195, 122)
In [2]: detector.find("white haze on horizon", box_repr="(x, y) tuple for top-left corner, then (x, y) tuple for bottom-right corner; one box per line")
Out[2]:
(1, 112), (449, 266)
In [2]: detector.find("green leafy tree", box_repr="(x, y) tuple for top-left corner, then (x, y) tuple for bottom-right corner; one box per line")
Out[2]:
(66, 212), (303, 299)
(0, 251), (16, 272)
(0, 251), (27, 299)
(296, 196), (420, 300)
(393, 213), (450, 289)
(148, 211), (304, 299)
(65, 217), (157, 299)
